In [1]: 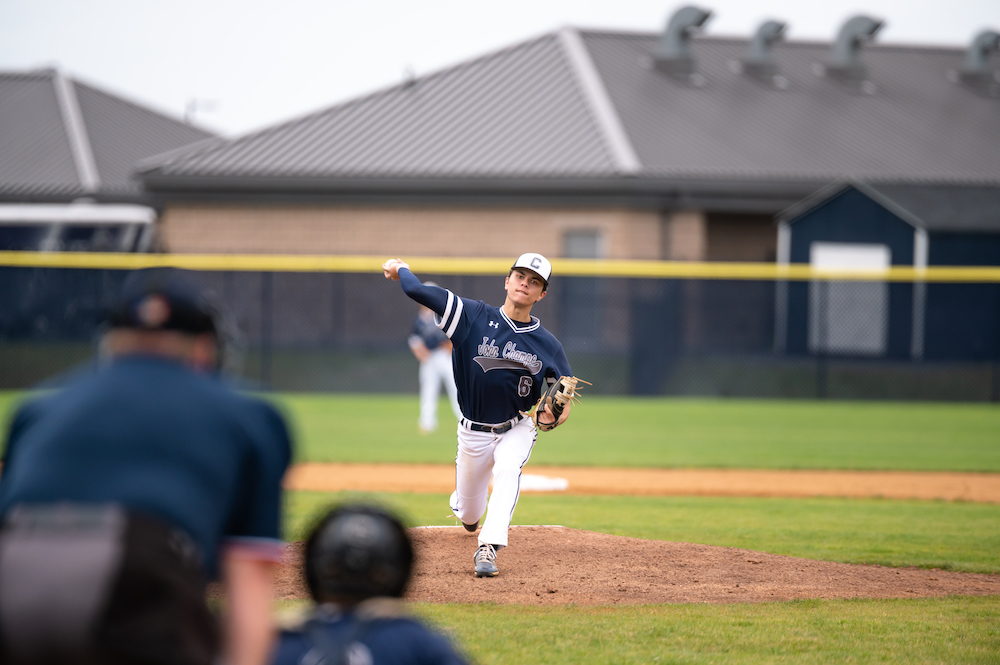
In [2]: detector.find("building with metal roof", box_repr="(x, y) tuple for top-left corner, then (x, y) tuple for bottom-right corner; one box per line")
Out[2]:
(136, 8), (1000, 262)
(0, 68), (214, 251)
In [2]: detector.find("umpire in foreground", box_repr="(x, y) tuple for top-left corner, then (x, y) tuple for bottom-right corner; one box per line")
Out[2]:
(0, 268), (292, 665)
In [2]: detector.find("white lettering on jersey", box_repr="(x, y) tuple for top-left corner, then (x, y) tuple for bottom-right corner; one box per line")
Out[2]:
(473, 339), (543, 374)
(478, 337), (499, 358)
(502, 342), (543, 374)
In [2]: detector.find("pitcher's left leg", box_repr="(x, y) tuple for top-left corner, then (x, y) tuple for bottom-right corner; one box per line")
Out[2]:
(478, 419), (536, 548)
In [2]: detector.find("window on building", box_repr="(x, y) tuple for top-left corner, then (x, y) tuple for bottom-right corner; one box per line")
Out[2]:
(564, 230), (603, 260)
(560, 230), (603, 351)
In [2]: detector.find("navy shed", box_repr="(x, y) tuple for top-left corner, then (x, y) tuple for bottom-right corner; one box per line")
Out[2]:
(776, 182), (1000, 363)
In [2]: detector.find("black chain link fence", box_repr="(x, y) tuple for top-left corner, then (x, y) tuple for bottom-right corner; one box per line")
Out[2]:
(2, 266), (998, 401)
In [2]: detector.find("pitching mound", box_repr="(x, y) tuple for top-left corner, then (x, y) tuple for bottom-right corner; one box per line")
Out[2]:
(273, 526), (1000, 605)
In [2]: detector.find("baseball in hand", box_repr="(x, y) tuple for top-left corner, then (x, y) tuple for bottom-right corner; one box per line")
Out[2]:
(383, 258), (409, 280)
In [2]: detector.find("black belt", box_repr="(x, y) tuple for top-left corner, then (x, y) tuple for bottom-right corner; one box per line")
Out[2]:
(461, 417), (520, 434)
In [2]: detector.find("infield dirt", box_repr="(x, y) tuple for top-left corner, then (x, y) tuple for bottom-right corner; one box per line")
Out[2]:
(273, 464), (1000, 604)
(274, 527), (1000, 604)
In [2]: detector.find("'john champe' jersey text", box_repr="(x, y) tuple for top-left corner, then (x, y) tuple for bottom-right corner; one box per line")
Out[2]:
(436, 290), (571, 424)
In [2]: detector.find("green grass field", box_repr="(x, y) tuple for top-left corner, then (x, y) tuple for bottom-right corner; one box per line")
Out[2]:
(271, 597), (1000, 665)
(412, 598), (1000, 665)
(4, 391), (999, 471)
(3, 390), (999, 663)
(269, 393), (1000, 471)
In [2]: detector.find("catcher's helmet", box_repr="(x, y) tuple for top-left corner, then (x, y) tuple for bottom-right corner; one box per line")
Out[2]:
(304, 504), (414, 602)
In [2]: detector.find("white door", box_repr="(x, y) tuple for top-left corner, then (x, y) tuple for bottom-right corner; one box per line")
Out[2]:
(809, 242), (891, 356)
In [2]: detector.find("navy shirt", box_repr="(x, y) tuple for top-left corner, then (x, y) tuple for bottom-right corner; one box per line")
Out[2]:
(273, 607), (467, 665)
(410, 312), (449, 352)
(399, 268), (571, 424)
(0, 355), (292, 579)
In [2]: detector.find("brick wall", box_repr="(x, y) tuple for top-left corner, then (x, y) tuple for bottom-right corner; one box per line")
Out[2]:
(662, 211), (707, 261)
(159, 204), (663, 259)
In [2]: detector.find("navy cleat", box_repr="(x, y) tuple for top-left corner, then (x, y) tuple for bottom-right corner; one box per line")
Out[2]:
(474, 543), (499, 577)
(463, 521), (479, 532)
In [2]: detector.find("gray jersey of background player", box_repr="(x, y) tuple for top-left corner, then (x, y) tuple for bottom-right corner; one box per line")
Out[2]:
(409, 286), (462, 433)
(383, 253), (572, 578)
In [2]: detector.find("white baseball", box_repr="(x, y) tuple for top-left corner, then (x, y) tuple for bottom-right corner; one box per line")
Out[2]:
(383, 258), (406, 280)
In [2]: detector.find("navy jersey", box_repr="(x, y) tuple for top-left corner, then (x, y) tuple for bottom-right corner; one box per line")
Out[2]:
(0, 356), (292, 579)
(410, 311), (449, 351)
(399, 269), (570, 424)
(273, 606), (467, 665)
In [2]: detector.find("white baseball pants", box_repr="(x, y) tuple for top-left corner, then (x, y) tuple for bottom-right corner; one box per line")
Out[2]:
(449, 417), (536, 548)
(418, 349), (461, 431)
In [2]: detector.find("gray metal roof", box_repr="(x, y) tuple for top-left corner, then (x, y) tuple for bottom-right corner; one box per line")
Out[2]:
(871, 183), (1000, 232)
(139, 26), (1000, 199)
(584, 31), (999, 185)
(0, 69), (214, 201)
(141, 32), (616, 182)
(779, 181), (1000, 233)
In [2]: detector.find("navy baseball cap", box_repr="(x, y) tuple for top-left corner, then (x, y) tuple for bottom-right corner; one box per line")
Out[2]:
(511, 252), (552, 286)
(107, 268), (217, 336)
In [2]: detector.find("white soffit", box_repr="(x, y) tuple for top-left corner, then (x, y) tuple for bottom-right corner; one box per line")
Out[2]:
(0, 203), (155, 225)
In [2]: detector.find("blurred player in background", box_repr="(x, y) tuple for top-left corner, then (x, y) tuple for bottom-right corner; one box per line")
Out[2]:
(0, 268), (292, 665)
(383, 253), (572, 578)
(271, 502), (467, 665)
(409, 283), (462, 433)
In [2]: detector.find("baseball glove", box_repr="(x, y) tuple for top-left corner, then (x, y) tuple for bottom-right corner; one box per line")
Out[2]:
(527, 375), (591, 432)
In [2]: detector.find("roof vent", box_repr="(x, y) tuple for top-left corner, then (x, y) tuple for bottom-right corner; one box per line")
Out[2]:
(816, 15), (883, 91)
(950, 30), (1000, 97)
(654, 5), (713, 85)
(736, 20), (789, 88)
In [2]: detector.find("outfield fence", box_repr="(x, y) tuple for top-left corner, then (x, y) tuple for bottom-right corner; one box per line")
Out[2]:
(2, 252), (999, 401)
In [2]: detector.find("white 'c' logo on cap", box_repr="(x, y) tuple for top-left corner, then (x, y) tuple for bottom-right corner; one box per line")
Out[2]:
(531, 258), (541, 269)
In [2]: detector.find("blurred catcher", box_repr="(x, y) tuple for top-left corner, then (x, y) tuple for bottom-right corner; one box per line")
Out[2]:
(271, 503), (468, 665)
(0, 268), (292, 665)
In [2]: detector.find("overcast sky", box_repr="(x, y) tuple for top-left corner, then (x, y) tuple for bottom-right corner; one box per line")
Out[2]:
(2, 0), (997, 137)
